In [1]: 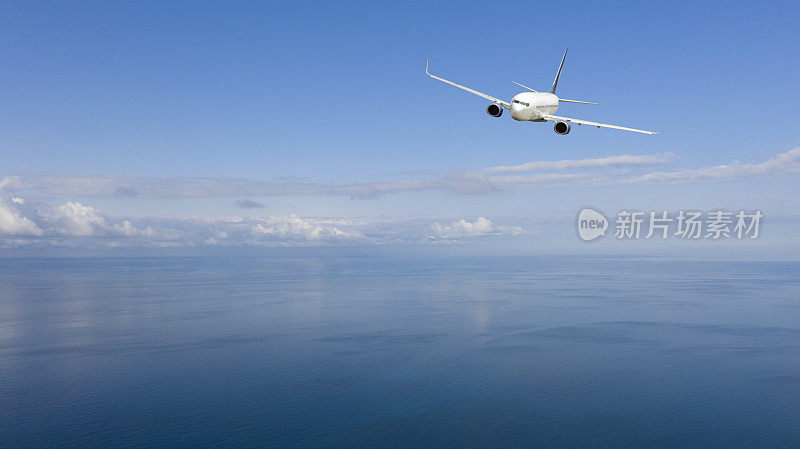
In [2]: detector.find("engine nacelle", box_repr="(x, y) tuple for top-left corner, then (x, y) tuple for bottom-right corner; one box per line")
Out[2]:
(486, 103), (503, 117)
(554, 121), (571, 135)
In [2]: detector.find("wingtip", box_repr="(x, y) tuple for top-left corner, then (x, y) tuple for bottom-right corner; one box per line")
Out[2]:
(425, 58), (430, 75)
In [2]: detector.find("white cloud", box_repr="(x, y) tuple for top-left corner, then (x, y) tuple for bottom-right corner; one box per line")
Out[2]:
(488, 172), (600, 189)
(625, 148), (800, 184)
(429, 217), (524, 240)
(483, 153), (675, 175)
(49, 202), (109, 237)
(251, 215), (364, 242)
(0, 198), (519, 248)
(1, 149), (798, 203)
(0, 152), (678, 200)
(45, 201), (158, 238)
(0, 196), (43, 236)
(432, 217), (497, 239)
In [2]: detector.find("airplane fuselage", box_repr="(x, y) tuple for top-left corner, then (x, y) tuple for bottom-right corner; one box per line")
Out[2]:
(510, 92), (559, 122)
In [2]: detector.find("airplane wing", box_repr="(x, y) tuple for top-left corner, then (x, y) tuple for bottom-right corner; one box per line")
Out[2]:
(512, 81), (537, 92)
(542, 114), (658, 135)
(427, 60), (510, 109)
(558, 98), (600, 105)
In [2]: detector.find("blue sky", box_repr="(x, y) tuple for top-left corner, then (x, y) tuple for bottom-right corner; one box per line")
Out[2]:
(1, 1), (799, 257)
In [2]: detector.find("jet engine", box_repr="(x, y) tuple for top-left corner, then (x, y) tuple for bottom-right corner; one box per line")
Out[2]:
(486, 103), (503, 117)
(554, 121), (571, 135)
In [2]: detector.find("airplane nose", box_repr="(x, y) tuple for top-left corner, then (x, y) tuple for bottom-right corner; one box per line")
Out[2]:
(509, 103), (526, 121)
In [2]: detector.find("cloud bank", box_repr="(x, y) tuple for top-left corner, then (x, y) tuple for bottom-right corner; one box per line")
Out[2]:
(2, 147), (798, 249)
(3, 149), (797, 201)
(0, 194), (519, 248)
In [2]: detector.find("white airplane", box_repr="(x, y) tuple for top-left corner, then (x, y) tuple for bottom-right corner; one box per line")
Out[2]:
(426, 49), (658, 135)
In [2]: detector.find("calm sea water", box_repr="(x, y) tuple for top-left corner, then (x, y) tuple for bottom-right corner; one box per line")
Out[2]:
(1, 257), (799, 448)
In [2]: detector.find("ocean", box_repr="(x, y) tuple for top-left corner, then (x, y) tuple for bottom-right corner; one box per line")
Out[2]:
(1, 257), (799, 447)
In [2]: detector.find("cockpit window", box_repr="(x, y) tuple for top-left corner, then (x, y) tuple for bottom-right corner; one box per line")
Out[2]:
(513, 100), (531, 107)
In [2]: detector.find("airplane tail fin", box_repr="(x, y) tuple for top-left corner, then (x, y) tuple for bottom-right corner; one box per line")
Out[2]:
(548, 48), (568, 94)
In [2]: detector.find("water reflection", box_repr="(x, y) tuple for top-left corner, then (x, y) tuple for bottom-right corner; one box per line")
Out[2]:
(1, 257), (799, 447)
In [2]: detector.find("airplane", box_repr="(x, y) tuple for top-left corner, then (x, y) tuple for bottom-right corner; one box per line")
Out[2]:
(426, 49), (658, 135)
